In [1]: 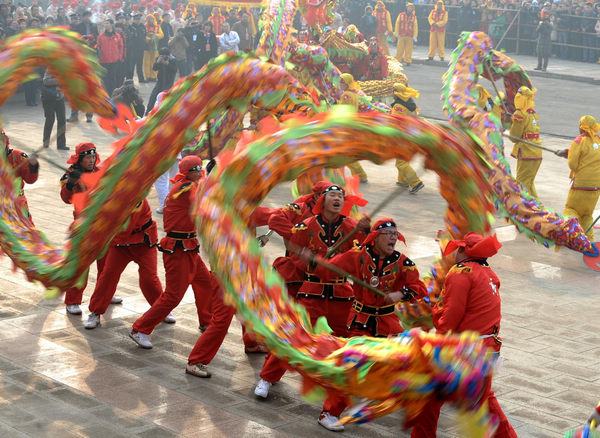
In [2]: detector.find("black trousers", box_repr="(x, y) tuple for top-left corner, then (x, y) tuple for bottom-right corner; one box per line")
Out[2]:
(127, 51), (145, 82)
(42, 98), (66, 148)
(101, 62), (119, 96)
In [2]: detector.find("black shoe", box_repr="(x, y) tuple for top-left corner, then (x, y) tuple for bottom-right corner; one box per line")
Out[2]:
(57, 145), (70, 150)
(86, 118), (93, 123)
(427, 57), (433, 61)
(67, 116), (79, 123)
(440, 57), (445, 61)
(534, 67), (542, 71)
(409, 181), (424, 194)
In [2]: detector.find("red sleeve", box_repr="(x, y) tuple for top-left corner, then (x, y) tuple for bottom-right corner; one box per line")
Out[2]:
(397, 260), (427, 300)
(313, 248), (362, 280)
(12, 151), (38, 184)
(249, 206), (273, 228)
(288, 223), (310, 272)
(433, 270), (471, 334)
(267, 204), (302, 241)
(60, 180), (74, 204)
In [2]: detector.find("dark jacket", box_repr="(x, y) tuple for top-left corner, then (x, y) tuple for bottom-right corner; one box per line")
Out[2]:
(153, 54), (178, 90)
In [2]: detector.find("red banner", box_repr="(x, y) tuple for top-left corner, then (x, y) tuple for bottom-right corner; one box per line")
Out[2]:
(190, 0), (266, 7)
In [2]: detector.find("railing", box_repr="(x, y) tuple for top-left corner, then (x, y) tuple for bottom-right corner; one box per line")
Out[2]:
(410, 4), (600, 62)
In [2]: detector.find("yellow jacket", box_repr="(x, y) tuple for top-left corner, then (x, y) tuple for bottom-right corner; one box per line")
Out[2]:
(510, 109), (542, 160)
(340, 90), (359, 110)
(568, 133), (600, 189)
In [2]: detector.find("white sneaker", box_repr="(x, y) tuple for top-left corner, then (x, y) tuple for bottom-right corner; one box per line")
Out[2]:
(254, 378), (272, 398)
(163, 312), (176, 324)
(185, 363), (211, 378)
(110, 296), (123, 304)
(129, 330), (153, 349)
(66, 304), (82, 315)
(155, 207), (163, 214)
(84, 312), (100, 329)
(318, 411), (344, 432)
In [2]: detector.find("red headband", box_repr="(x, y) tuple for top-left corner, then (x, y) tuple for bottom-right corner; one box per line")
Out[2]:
(362, 218), (406, 246)
(443, 232), (501, 258)
(313, 184), (367, 216)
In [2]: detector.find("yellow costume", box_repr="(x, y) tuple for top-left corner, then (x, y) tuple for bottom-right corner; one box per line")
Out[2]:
(427, 1), (447, 60)
(476, 84), (502, 124)
(143, 15), (164, 81)
(394, 3), (418, 64)
(339, 73), (368, 182)
(391, 83), (423, 192)
(373, 1), (392, 56)
(509, 86), (542, 197)
(564, 115), (600, 240)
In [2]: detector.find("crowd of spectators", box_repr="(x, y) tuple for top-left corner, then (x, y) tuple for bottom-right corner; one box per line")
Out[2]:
(338, 0), (600, 62)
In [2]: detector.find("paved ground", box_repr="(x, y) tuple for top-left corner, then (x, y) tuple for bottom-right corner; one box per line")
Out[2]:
(0, 51), (598, 438)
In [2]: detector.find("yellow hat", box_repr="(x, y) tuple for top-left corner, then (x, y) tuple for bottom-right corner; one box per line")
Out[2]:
(341, 73), (360, 91)
(514, 86), (536, 112)
(579, 115), (600, 138)
(393, 83), (420, 100)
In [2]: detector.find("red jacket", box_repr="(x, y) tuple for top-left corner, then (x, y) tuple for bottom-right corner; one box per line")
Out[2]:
(97, 31), (124, 63)
(290, 214), (366, 300)
(433, 259), (503, 351)
(159, 179), (200, 253)
(316, 245), (426, 336)
(111, 199), (158, 247)
(269, 199), (317, 283)
(365, 52), (388, 80)
(60, 165), (99, 216)
(7, 148), (38, 193)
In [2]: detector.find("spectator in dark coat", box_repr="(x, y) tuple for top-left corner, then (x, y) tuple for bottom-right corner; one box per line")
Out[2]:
(127, 13), (146, 83)
(360, 4), (378, 39)
(196, 21), (217, 70)
(535, 11), (553, 70)
(146, 47), (178, 113)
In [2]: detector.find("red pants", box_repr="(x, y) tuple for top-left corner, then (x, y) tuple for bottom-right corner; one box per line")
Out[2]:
(64, 257), (106, 305)
(260, 295), (352, 416)
(88, 245), (163, 315)
(133, 250), (211, 335)
(187, 272), (261, 364)
(196, 278), (215, 327)
(410, 383), (516, 437)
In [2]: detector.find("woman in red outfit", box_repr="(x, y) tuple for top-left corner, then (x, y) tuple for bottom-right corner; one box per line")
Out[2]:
(60, 143), (115, 315)
(409, 232), (517, 438)
(83, 198), (169, 329)
(129, 156), (213, 349)
(2, 131), (39, 222)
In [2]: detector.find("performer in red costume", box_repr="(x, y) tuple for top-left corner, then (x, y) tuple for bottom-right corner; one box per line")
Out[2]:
(304, 217), (427, 431)
(60, 143), (117, 315)
(364, 37), (389, 80)
(184, 204), (277, 378)
(254, 184), (370, 432)
(2, 130), (39, 222)
(129, 156), (213, 349)
(83, 198), (173, 329)
(317, 218), (426, 337)
(409, 232), (517, 438)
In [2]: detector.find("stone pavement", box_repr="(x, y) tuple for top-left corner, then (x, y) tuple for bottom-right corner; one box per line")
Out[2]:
(405, 43), (600, 84)
(0, 74), (599, 438)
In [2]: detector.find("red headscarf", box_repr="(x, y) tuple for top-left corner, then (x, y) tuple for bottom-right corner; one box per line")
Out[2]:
(312, 184), (367, 216)
(294, 180), (332, 204)
(67, 142), (101, 165)
(170, 155), (204, 183)
(443, 232), (501, 258)
(362, 217), (406, 246)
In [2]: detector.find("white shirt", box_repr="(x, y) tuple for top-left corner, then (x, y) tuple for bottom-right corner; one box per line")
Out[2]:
(218, 30), (240, 53)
